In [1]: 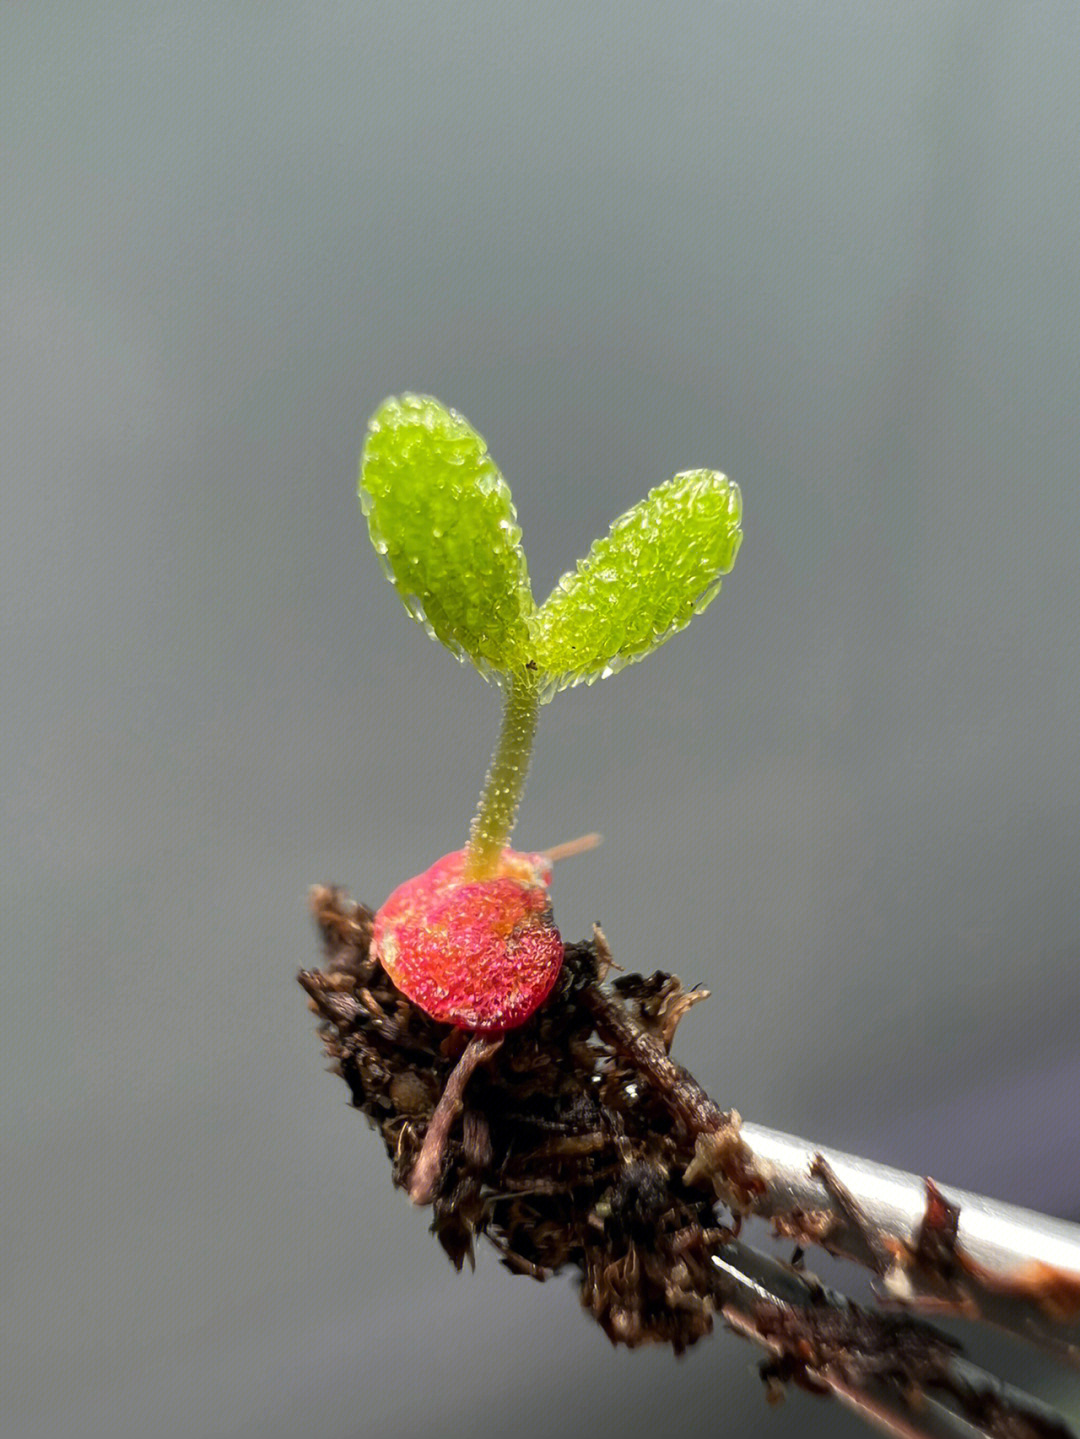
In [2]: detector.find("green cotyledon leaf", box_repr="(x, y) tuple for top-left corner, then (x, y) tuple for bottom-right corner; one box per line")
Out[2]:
(360, 395), (534, 679)
(530, 470), (742, 698)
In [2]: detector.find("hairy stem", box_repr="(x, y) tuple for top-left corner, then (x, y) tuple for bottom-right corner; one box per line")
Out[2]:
(466, 669), (541, 878)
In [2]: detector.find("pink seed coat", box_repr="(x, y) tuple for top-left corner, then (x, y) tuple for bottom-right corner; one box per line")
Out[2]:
(372, 848), (564, 1032)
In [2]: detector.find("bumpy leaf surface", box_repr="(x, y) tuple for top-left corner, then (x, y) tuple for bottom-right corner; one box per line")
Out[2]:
(530, 470), (742, 696)
(360, 395), (534, 678)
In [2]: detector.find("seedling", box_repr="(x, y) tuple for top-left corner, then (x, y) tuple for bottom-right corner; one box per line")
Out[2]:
(360, 394), (742, 1035)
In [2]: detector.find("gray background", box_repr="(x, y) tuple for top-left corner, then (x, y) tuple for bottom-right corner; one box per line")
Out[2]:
(3, 4), (1079, 1436)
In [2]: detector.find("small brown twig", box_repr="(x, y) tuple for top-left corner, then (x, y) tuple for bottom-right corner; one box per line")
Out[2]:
(409, 1033), (503, 1204)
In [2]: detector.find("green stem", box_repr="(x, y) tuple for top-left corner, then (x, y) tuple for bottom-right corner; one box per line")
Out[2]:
(466, 668), (541, 878)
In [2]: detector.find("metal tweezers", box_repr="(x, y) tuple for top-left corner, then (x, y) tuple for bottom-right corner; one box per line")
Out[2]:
(575, 941), (1080, 1437)
(712, 1119), (1080, 1438)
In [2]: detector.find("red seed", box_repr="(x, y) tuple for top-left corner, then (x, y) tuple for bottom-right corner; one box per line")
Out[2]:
(372, 848), (564, 1032)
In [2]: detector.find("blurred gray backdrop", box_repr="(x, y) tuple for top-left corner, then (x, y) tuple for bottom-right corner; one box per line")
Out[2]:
(3, 4), (1079, 1437)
